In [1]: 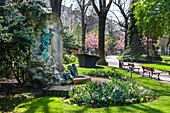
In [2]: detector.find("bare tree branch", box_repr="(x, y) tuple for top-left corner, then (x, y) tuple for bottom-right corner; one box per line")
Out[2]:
(113, 0), (129, 21)
(91, 0), (100, 15)
(103, 0), (106, 7)
(99, 0), (102, 8)
(106, 0), (113, 12)
(110, 10), (125, 27)
(84, 1), (91, 13)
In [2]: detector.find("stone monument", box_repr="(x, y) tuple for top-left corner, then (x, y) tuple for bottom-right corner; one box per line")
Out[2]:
(28, 13), (65, 87)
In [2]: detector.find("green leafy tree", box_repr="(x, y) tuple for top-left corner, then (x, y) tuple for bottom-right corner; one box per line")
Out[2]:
(0, 0), (46, 84)
(134, 0), (170, 37)
(133, 0), (168, 60)
(124, 0), (144, 59)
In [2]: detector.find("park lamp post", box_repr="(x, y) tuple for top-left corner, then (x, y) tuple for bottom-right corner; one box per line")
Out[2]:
(129, 66), (134, 78)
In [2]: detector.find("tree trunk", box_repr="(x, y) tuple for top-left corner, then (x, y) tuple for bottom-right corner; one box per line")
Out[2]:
(146, 36), (150, 61)
(124, 20), (128, 50)
(50, 0), (62, 17)
(81, 12), (86, 53)
(97, 15), (107, 65)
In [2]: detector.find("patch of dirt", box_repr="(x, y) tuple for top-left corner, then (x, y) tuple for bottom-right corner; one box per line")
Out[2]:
(91, 77), (112, 82)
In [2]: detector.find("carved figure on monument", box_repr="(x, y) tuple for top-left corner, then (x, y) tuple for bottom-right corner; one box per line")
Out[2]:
(27, 13), (65, 87)
(41, 29), (54, 60)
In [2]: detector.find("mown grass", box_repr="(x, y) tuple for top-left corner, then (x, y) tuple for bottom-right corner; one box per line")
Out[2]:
(140, 62), (170, 72)
(13, 66), (170, 113)
(161, 55), (170, 61)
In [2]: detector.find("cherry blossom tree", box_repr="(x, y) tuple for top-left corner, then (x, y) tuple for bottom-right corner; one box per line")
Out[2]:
(85, 32), (98, 49)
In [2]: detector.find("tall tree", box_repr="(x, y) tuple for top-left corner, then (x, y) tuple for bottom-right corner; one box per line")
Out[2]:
(127, 0), (144, 59)
(91, 0), (113, 65)
(133, 0), (170, 38)
(50, 0), (62, 17)
(76, 0), (90, 53)
(111, 0), (131, 50)
(133, 0), (170, 59)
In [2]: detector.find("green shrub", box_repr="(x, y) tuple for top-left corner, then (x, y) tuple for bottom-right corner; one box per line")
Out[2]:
(119, 55), (162, 62)
(82, 70), (113, 78)
(121, 55), (135, 62)
(69, 73), (157, 108)
(64, 55), (77, 64)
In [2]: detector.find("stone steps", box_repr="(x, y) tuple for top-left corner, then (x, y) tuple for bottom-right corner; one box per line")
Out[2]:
(43, 75), (91, 97)
(43, 85), (71, 97)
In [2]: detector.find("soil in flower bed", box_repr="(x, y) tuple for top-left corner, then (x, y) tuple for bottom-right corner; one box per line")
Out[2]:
(91, 77), (112, 82)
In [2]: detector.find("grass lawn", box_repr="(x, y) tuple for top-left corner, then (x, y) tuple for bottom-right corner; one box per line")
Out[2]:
(140, 62), (170, 72)
(13, 66), (170, 113)
(161, 55), (170, 61)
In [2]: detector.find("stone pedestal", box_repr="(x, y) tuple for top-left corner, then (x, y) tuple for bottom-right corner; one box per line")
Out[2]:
(72, 75), (91, 84)
(28, 13), (64, 87)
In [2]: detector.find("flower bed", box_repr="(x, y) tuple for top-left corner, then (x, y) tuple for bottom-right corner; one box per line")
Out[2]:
(69, 73), (157, 108)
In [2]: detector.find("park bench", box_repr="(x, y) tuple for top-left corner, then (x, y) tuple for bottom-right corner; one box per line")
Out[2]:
(119, 61), (129, 70)
(142, 66), (161, 80)
(128, 63), (140, 73)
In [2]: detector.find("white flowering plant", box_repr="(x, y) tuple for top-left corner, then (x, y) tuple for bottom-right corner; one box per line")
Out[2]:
(69, 73), (157, 108)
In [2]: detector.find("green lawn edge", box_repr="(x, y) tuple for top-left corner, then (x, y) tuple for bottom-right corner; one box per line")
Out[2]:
(13, 66), (170, 113)
(140, 63), (170, 72)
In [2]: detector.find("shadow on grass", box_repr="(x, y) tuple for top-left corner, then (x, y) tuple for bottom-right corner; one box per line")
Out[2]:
(157, 62), (170, 66)
(0, 83), (37, 112)
(117, 103), (163, 113)
(22, 98), (50, 113)
(15, 97), (89, 113)
(15, 97), (164, 113)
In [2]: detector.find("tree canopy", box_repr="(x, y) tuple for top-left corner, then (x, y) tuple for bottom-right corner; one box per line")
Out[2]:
(133, 0), (170, 37)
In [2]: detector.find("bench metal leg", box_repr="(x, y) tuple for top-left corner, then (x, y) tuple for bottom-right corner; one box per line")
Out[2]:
(150, 72), (152, 79)
(158, 74), (160, 80)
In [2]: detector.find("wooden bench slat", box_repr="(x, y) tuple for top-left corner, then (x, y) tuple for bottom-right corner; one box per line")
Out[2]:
(120, 61), (129, 70)
(128, 63), (140, 73)
(142, 66), (160, 80)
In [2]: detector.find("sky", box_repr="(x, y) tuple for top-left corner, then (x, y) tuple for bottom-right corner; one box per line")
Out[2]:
(61, 0), (129, 22)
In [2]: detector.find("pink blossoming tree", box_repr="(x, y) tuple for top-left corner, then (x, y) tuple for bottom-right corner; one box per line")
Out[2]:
(85, 32), (98, 49)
